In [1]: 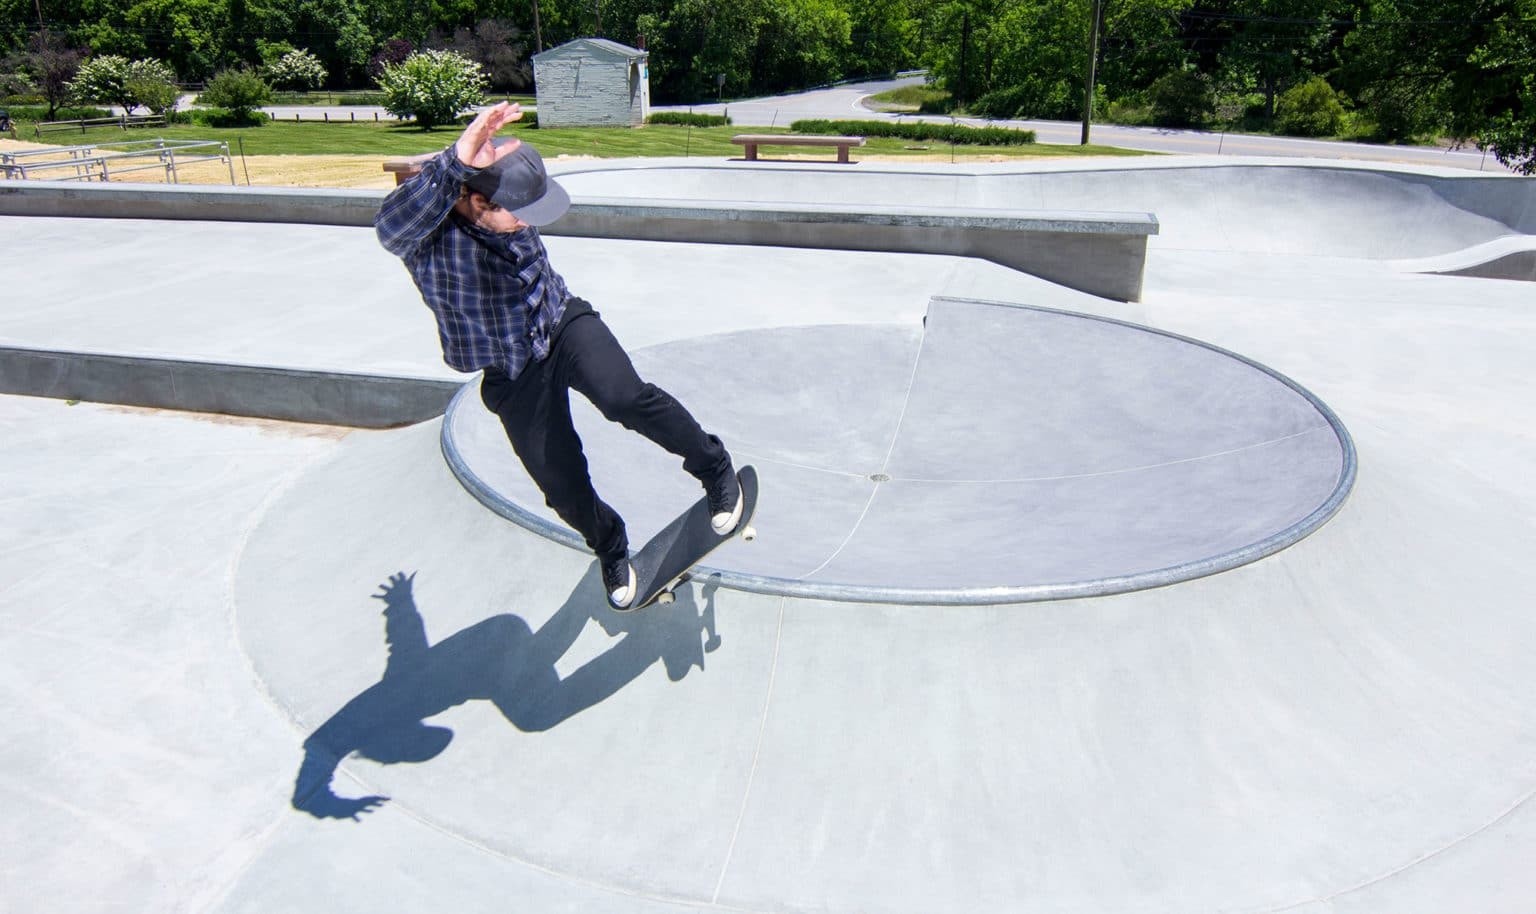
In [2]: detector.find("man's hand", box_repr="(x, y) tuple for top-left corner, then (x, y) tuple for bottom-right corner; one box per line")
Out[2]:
(455, 101), (524, 169)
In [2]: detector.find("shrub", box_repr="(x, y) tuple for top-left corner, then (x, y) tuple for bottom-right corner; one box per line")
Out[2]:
(377, 49), (488, 129)
(127, 76), (179, 116)
(1275, 76), (1345, 137)
(970, 79), (1078, 122)
(1105, 91), (1154, 126)
(191, 107), (269, 127)
(1147, 70), (1214, 128)
(199, 68), (273, 120)
(265, 48), (327, 92)
(790, 118), (1035, 146)
(1355, 81), (1442, 142)
(647, 111), (731, 127)
(1, 104), (109, 121)
(68, 55), (176, 114)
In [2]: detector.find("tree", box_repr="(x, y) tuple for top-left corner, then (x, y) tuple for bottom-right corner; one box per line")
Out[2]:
(1147, 67), (1214, 125)
(68, 55), (177, 114)
(265, 47), (328, 91)
(922, 0), (1192, 114)
(1206, 0), (1350, 120)
(4, 29), (87, 120)
(429, 19), (533, 92)
(754, 0), (852, 90)
(369, 38), (415, 82)
(377, 49), (488, 129)
(1344, 0), (1535, 171)
(199, 66), (273, 122)
(1274, 74), (1344, 135)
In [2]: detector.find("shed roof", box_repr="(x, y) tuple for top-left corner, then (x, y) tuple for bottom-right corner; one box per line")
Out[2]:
(533, 37), (647, 63)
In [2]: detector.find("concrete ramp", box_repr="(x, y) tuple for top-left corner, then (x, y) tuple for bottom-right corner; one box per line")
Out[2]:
(444, 297), (1353, 602)
(553, 159), (1534, 260)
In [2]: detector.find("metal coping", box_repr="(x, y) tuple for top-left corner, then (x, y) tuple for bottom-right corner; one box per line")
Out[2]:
(440, 297), (1357, 606)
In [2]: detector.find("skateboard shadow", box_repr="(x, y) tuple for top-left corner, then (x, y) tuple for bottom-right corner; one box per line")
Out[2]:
(291, 567), (722, 821)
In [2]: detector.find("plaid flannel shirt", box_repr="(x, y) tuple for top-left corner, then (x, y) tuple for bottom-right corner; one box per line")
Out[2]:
(375, 146), (569, 378)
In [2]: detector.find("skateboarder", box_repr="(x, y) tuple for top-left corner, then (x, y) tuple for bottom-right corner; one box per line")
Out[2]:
(375, 102), (742, 610)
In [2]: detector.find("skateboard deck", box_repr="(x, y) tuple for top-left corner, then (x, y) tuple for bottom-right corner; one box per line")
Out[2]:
(625, 465), (759, 611)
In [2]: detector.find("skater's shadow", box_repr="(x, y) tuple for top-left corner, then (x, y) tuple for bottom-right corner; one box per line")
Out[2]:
(292, 567), (722, 820)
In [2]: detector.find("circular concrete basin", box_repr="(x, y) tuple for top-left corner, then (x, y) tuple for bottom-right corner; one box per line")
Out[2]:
(443, 298), (1354, 603)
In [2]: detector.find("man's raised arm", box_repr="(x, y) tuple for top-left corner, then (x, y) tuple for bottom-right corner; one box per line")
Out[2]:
(374, 102), (525, 258)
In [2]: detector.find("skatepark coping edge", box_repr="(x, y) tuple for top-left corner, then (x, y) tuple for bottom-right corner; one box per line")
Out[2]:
(439, 296), (1359, 606)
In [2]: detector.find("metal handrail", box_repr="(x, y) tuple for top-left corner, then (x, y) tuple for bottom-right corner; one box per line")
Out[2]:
(2, 139), (234, 184)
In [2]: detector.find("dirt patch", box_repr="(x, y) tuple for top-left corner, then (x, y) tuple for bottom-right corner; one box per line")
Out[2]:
(98, 402), (353, 439)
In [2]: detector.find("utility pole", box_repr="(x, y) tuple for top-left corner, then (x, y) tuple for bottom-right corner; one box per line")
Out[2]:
(531, 0), (544, 53)
(594, 0), (602, 37)
(957, 11), (970, 106)
(1080, 0), (1103, 145)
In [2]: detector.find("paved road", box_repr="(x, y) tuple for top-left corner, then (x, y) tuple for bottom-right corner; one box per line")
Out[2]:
(657, 75), (1512, 172)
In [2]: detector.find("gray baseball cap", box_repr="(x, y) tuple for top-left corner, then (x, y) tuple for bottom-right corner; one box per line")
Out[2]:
(463, 140), (570, 226)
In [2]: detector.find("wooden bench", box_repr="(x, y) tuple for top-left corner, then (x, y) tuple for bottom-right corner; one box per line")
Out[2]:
(382, 152), (437, 184)
(731, 134), (865, 164)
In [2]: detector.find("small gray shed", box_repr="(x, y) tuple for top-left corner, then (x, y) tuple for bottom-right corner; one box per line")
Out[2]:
(532, 38), (650, 128)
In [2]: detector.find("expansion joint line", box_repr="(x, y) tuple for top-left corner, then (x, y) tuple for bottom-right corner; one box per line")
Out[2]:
(712, 597), (788, 904)
(799, 319), (930, 580)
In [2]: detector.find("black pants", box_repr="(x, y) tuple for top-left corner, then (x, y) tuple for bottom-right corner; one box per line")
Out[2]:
(479, 298), (729, 566)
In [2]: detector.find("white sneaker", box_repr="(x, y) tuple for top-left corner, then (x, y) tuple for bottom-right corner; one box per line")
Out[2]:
(708, 472), (743, 535)
(603, 556), (636, 610)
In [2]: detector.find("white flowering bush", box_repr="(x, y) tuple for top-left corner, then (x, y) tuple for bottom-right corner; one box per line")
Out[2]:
(69, 55), (177, 114)
(265, 48), (327, 92)
(377, 49), (487, 129)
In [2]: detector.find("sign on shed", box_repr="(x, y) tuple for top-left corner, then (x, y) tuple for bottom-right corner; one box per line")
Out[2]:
(532, 38), (650, 128)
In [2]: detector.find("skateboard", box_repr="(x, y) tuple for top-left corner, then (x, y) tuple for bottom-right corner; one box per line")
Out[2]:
(624, 465), (759, 611)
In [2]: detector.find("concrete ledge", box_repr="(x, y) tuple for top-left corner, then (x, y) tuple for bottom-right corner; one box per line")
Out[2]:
(0, 346), (460, 427)
(0, 181), (384, 226)
(0, 181), (1159, 301)
(557, 197), (1158, 301)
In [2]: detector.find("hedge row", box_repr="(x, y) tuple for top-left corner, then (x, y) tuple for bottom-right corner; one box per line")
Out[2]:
(647, 111), (731, 127)
(789, 118), (1036, 145)
(1, 106), (112, 122)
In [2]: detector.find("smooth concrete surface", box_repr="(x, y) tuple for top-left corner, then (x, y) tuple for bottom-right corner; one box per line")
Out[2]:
(444, 297), (1352, 602)
(5, 157), (1536, 913)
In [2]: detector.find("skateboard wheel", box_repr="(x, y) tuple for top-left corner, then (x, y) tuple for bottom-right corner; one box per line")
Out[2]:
(658, 590), (675, 605)
(742, 526), (757, 542)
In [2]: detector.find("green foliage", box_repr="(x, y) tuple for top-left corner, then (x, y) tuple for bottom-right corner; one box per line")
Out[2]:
(68, 55), (176, 114)
(647, 111), (732, 127)
(1209, 0), (1349, 120)
(1274, 76), (1344, 136)
(970, 78), (1078, 121)
(755, 0), (853, 91)
(190, 106), (269, 127)
(1342, 0), (1534, 169)
(0, 104), (111, 122)
(4, 31), (89, 120)
(429, 19), (532, 93)
(865, 84), (952, 113)
(127, 75), (179, 115)
(264, 48), (327, 92)
(791, 118), (1035, 145)
(1106, 91), (1155, 126)
(1147, 69), (1214, 127)
(377, 49), (488, 130)
(198, 67), (273, 118)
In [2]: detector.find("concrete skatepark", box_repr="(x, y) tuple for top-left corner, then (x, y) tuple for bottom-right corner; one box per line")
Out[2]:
(4, 139), (1536, 912)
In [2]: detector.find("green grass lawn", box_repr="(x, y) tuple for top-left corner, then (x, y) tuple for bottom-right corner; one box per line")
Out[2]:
(865, 85), (954, 114)
(13, 117), (1148, 160)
